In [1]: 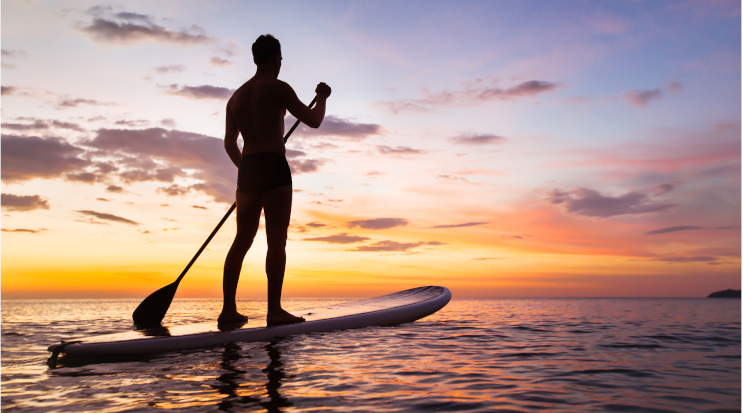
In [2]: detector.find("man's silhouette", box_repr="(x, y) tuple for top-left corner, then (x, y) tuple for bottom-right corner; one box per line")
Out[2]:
(220, 34), (331, 325)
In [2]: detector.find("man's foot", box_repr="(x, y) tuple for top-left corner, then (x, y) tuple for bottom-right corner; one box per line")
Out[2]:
(218, 311), (248, 325)
(267, 308), (305, 326)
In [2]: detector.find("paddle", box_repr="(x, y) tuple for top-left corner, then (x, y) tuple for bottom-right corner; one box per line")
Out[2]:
(132, 96), (318, 326)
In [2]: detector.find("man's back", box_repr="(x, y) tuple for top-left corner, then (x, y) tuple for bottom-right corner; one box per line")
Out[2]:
(228, 77), (287, 156)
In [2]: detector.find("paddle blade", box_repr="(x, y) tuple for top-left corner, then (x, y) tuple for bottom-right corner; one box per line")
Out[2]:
(132, 282), (179, 326)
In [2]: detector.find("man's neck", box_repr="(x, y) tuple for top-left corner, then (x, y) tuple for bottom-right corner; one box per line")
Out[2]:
(255, 64), (277, 78)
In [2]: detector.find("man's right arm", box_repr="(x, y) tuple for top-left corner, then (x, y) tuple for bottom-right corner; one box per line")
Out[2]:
(224, 102), (242, 168)
(278, 81), (329, 129)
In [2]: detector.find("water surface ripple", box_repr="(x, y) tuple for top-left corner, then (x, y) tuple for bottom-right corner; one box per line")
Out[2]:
(2, 298), (740, 412)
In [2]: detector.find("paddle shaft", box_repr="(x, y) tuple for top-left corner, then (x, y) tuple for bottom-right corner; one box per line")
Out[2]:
(174, 95), (318, 285)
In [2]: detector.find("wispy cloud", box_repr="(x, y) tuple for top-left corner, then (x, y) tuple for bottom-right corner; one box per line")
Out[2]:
(1, 86), (18, 95)
(210, 57), (234, 66)
(377, 145), (427, 155)
(624, 81), (683, 107)
(77, 210), (139, 225)
(2, 118), (85, 132)
(432, 221), (488, 229)
(645, 225), (703, 235)
(377, 79), (559, 114)
(1, 228), (47, 234)
(1, 194), (50, 212)
(163, 84), (234, 100)
(652, 256), (718, 263)
(155, 65), (185, 73)
(303, 233), (370, 244)
(1, 135), (91, 183)
(286, 116), (382, 140)
(57, 97), (116, 109)
(347, 218), (409, 229)
(350, 240), (442, 252)
(79, 7), (216, 45)
(448, 133), (506, 145)
(546, 186), (675, 218)
(645, 225), (739, 235)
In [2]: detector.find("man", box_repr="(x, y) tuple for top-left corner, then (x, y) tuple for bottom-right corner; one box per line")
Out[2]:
(220, 34), (331, 325)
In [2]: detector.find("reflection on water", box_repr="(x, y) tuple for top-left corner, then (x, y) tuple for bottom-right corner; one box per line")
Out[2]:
(2, 298), (741, 412)
(214, 341), (291, 412)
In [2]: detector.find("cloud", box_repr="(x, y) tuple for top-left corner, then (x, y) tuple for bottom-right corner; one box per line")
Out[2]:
(114, 119), (149, 127)
(437, 174), (468, 181)
(106, 185), (125, 193)
(1, 119), (84, 132)
(377, 79), (558, 114)
(645, 225), (740, 235)
(57, 97), (115, 109)
(288, 158), (324, 174)
(210, 57), (234, 66)
(1, 49), (26, 58)
(377, 145), (427, 155)
(625, 89), (663, 107)
(155, 65), (185, 73)
(653, 256), (718, 263)
(1, 86), (17, 96)
(449, 133), (506, 145)
(96, 198), (110, 202)
(163, 84), (234, 100)
(645, 225), (704, 235)
(160, 118), (177, 128)
(79, 8), (216, 45)
(303, 233), (370, 244)
(306, 221), (326, 228)
(350, 240), (442, 252)
(1, 135), (91, 183)
(77, 210), (139, 225)
(192, 205), (207, 209)
(546, 187), (675, 218)
(82, 127), (235, 202)
(668, 81), (684, 92)
(347, 218), (409, 229)
(2, 228), (47, 233)
(1, 194), (50, 212)
(286, 116), (382, 140)
(158, 184), (190, 196)
(432, 221), (488, 229)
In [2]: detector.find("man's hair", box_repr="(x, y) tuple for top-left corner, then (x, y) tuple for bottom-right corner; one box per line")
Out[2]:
(252, 34), (281, 64)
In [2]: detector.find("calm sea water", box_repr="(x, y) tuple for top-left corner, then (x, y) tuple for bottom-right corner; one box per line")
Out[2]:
(1, 298), (740, 412)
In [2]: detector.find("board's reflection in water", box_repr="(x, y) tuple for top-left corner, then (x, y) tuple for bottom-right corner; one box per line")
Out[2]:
(215, 340), (291, 412)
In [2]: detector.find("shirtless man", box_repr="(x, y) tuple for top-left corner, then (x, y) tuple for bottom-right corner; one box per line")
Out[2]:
(219, 34), (331, 325)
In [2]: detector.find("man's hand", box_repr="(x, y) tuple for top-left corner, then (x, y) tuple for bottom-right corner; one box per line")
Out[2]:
(316, 82), (331, 99)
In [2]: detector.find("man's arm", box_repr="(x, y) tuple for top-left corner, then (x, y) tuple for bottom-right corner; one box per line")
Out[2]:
(278, 81), (330, 129)
(224, 103), (241, 167)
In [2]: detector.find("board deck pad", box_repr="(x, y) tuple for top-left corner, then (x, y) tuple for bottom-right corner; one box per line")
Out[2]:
(49, 286), (451, 356)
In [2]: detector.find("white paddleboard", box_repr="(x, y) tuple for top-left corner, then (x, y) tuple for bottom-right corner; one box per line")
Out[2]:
(48, 286), (451, 356)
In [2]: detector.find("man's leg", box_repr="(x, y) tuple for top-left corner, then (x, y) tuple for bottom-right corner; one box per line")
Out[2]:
(262, 185), (305, 325)
(219, 191), (262, 323)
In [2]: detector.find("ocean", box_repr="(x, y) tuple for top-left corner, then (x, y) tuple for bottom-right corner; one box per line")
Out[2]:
(2, 297), (740, 412)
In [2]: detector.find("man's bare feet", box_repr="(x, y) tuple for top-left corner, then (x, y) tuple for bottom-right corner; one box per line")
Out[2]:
(218, 311), (248, 325)
(267, 308), (305, 326)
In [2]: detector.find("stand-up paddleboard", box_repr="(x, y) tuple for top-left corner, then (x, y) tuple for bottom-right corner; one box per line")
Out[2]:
(48, 286), (450, 357)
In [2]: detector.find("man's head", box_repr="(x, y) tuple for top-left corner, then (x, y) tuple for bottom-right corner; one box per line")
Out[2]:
(252, 34), (281, 75)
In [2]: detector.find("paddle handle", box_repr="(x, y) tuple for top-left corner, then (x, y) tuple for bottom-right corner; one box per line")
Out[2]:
(284, 96), (318, 143)
(174, 95), (318, 284)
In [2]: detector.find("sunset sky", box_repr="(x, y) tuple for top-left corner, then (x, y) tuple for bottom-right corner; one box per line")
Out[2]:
(2, 0), (740, 299)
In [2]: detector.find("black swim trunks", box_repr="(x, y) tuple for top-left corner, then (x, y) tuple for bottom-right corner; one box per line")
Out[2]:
(236, 152), (292, 194)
